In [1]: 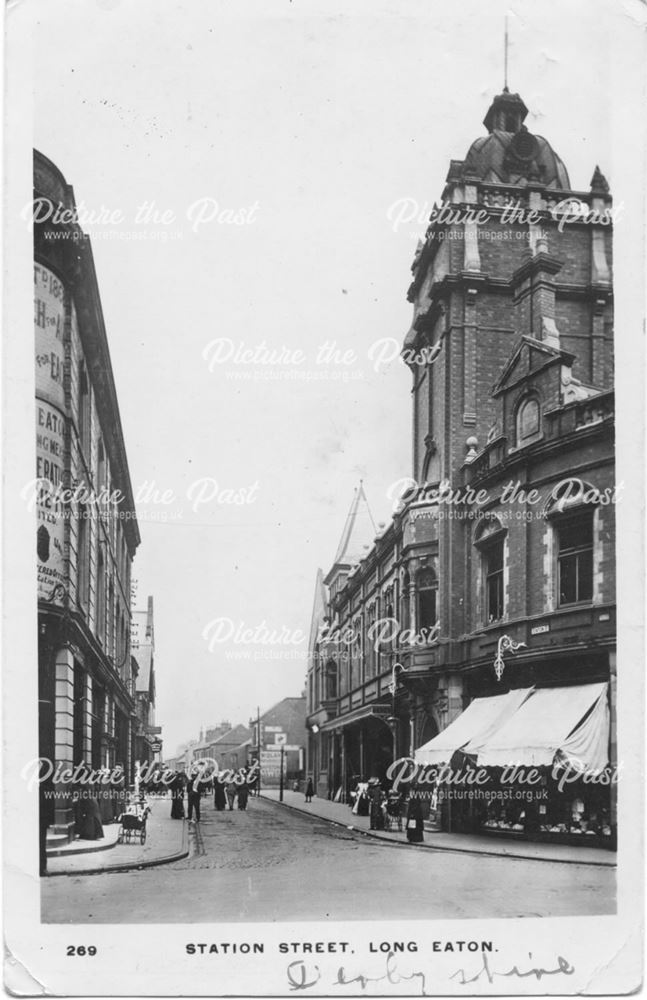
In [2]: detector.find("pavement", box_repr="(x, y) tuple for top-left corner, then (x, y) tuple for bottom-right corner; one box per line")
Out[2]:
(260, 789), (617, 867)
(41, 794), (615, 923)
(47, 822), (122, 857)
(45, 797), (188, 876)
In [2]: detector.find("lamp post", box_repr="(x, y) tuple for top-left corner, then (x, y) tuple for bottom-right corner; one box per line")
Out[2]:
(279, 745), (285, 802)
(249, 707), (262, 796)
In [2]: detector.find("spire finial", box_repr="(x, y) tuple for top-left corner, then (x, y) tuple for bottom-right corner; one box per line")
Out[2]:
(503, 15), (509, 92)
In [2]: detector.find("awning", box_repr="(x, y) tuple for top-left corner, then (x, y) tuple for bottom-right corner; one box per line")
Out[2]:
(554, 685), (610, 774)
(320, 703), (391, 732)
(476, 682), (609, 770)
(414, 688), (534, 766)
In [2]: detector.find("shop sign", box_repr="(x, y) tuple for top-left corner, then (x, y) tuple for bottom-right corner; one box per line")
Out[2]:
(36, 399), (66, 602)
(34, 263), (65, 409)
(531, 624), (550, 635)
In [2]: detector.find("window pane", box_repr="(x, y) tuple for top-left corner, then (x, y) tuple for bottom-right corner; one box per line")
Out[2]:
(418, 589), (436, 630)
(486, 542), (503, 573)
(487, 571), (503, 621)
(559, 516), (593, 552)
(578, 550), (593, 601)
(519, 399), (540, 439)
(559, 553), (578, 604)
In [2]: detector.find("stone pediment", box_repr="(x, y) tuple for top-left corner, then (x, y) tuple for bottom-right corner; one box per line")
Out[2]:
(492, 336), (574, 397)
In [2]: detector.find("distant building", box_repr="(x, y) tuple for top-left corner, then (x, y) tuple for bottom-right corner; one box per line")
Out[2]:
(179, 721), (234, 768)
(131, 596), (161, 766)
(252, 697), (307, 787)
(203, 724), (252, 771)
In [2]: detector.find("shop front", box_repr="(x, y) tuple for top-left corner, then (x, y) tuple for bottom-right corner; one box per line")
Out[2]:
(320, 704), (394, 802)
(415, 681), (615, 849)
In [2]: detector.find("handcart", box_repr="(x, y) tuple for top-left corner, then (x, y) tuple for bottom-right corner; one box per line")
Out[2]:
(383, 791), (403, 832)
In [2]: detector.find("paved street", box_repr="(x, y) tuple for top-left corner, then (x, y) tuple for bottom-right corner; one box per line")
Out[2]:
(41, 796), (615, 923)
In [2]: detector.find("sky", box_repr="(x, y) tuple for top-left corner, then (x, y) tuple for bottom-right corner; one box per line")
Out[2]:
(31, 0), (615, 757)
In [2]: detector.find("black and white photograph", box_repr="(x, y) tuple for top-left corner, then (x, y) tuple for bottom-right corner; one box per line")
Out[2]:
(2, 0), (645, 995)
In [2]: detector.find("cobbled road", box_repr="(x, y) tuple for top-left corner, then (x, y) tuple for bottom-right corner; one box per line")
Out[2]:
(41, 796), (614, 923)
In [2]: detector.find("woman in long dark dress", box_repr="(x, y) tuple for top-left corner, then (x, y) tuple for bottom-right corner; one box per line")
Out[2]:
(237, 780), (249, 810)
(78, 794), (104, 840)
(214, 779), (227, 811)
(405, 788), (424, 843)
(367, 778), (384, 830)
(170, 772), (185, 819)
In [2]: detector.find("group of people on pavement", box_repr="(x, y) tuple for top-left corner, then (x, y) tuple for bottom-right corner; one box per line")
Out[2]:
(167, 767), (255, 822)
(342, 775), (425, 843)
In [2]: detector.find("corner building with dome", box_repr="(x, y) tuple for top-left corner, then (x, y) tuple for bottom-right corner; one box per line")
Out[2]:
(305, 88), (617, 850)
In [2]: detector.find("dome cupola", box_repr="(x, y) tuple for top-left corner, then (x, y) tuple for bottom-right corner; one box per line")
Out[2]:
(456, 88), (571, 190)
(483, 89), (528, 134)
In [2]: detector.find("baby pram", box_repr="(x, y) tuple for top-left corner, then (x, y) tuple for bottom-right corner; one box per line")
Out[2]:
(117, 797), (151, 845)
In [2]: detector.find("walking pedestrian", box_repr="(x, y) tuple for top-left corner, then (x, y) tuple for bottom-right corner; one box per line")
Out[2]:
(304, 776), (314, 803)
(225, 779), (237, 810)
(170, 771), (185, 819)
(214, 778), (227, 811)
(405, 785), (424, 843)
(187, 769), (202, 823)
(237, 779), (249, 811)
(367, 777), (384, 830)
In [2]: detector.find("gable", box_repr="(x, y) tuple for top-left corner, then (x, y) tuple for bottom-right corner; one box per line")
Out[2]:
(493, 336), (571, 397)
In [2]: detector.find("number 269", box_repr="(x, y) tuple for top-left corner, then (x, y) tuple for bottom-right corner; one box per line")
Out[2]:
(66, 946), (97, 956)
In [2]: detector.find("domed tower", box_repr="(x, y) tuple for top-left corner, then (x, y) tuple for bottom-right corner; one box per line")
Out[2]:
(464, 89), (571, 189)
(404, 87), (613, 489)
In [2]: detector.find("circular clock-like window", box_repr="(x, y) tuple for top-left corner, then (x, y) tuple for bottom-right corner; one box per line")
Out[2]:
(510, 128), (539, 161)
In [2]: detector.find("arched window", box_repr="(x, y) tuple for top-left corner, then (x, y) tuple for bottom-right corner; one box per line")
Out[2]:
(516, 396), (541, 446)
(474, 514), (507, 623)
(416, 568), (438, 633)
(325, 658), (338, 700)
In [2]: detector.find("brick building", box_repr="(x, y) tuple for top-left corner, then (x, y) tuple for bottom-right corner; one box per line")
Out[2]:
(306, 87), (616, 847)
(251, 697), (307, 788)
(131, 596), (161, 767)
(35, 151), (141, 853)
(203, 724), (252, 771)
